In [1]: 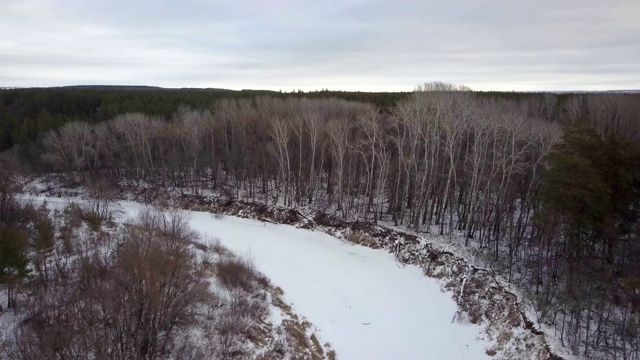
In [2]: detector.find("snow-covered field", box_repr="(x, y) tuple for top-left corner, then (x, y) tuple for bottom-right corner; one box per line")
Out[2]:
(28, 196), (491, 360)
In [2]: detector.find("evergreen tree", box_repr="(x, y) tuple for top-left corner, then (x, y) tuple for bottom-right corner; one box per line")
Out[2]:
(0, 226), (29, 308)
(537, 119), (640, 281)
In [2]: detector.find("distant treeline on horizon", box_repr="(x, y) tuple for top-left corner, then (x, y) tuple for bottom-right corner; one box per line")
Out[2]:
(1, 85), (639, 153)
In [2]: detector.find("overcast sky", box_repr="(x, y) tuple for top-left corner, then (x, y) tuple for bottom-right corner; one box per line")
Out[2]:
(1, 0), (639, 91)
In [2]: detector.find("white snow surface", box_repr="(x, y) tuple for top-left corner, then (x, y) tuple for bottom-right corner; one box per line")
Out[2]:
(28, 196), (491, 360)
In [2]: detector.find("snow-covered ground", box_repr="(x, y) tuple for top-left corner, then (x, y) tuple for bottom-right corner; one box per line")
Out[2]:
(27, 196), (491, 360)
(187, 214), (491, 360)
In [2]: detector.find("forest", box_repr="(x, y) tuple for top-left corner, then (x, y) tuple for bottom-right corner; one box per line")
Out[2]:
(2, 84), (640, 359)
(0, 86), (407, 153)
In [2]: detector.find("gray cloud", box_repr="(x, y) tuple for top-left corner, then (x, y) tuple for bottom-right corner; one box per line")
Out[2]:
(0, 0), (638, 91)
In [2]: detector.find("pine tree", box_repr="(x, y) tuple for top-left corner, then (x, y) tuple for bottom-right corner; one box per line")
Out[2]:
(0, 226), (29, 309)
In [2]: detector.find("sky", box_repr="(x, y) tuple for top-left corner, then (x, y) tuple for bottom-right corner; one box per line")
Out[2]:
(1, 0), (639, 92)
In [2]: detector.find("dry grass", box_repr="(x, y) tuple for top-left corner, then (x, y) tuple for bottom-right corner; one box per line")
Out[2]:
(497, 330), (513, 347)
(345, 231), (380, 249)
(310, 333), (324, 356)
(282, 319), (324, 360)
(270, 286), (331, 360)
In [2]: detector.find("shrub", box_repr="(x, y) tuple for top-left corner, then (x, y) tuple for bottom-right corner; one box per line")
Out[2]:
(83, 211), (102, 232)
(216, 256), (259, 293)
(229, 294), (268, 326)
(63, 203), (83, 229)
(9, 207), (212, 359)
(207, 236), (230, 256)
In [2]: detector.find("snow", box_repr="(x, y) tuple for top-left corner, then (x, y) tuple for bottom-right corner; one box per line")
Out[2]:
(130, 206), (490, 359)
(24, 196), (491, 360)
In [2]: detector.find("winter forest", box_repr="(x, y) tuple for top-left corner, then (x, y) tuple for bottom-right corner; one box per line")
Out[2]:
(2, 84), (640, 359)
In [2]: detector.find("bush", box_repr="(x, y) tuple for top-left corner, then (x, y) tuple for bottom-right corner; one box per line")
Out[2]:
(216, 256), (260, 293)
(83, 211), (102, 232)
(63, 203), (84, 229)
(9, 208), (212, 359)
(206, 236), (230, 256)
(229, 292), (268, 321)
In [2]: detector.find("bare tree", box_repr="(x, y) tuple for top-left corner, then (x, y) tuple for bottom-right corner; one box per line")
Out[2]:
(326, 118), (351, 214)
(302, 100), (326, 204)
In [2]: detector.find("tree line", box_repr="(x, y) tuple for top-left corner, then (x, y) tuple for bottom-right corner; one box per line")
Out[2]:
(5, 84), (640, 358)
(0, 86), (410, 152)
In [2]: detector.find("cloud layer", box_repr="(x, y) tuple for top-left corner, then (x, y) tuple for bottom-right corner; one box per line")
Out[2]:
(1, 0), (638, 91)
